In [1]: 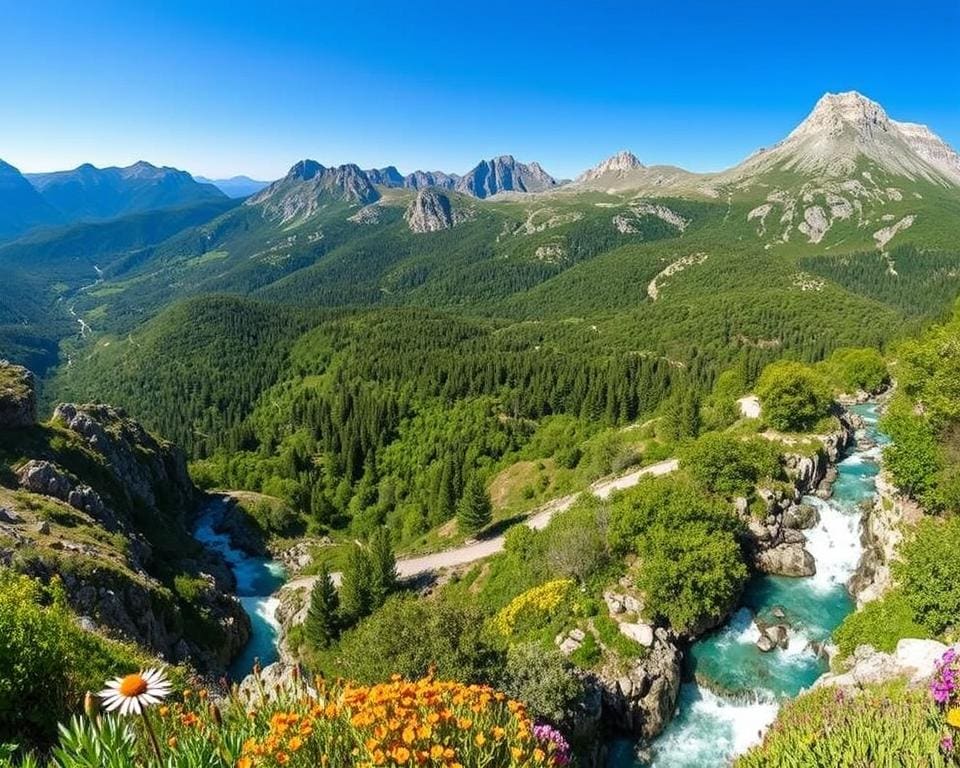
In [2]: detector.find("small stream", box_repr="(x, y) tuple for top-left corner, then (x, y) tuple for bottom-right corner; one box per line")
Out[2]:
(193, 497), (287, 680)
(610, 404), (886, 767)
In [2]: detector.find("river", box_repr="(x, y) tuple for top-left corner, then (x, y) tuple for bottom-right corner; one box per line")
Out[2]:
(609, 403), (885, 767)
(193, 497), (287, 680)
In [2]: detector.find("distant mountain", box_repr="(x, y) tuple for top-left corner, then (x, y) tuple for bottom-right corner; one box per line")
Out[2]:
(456, 155), (558, 198)
(0, 160), (62, 239)
(26, 161), (226, 222)
(195, 175), (271, 198)
(247, 160), (380, 223)
(725, 91), (960, 187)
(365, 166), (460, 190)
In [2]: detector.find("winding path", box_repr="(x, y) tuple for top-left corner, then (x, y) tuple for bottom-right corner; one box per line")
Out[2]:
(283, 458), (678, 592)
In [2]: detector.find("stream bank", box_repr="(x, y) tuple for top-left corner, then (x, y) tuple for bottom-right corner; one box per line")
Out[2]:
(193, 495), (287, 680)
(609, 403), (885, 767)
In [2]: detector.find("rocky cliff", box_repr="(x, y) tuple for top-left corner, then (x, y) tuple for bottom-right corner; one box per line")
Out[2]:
(0, 361), (37, 428)
(404, 189), (475, 233)
(0, 369), (250, 671)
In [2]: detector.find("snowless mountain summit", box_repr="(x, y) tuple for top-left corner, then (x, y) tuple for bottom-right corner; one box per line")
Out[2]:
(730, 91), (960, 186)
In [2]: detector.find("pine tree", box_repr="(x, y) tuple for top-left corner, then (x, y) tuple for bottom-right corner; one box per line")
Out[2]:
(339, 543), (373, 623)
(304, 564), (340, 651)
(368, 527), (398, 607)
(457, 475), (492, 535)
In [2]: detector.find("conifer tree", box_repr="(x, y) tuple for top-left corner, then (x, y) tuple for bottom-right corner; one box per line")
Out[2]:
(368, 527), (398, 607)
(457, 475), (492, 534)
(304, 563), (340, 650)
(339, 543), (373, 623)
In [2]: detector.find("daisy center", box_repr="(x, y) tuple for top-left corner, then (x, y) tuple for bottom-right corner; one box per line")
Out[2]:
(118, 674), (149, 697)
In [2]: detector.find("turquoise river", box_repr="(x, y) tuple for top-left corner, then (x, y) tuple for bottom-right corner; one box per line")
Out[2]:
(610, 403), (886, 767)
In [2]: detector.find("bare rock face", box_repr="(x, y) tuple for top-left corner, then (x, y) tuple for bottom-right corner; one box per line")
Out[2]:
(0, 360), (36, 429)
(816, 640), (953, 690)
(248, 160), (380, 224)
(596, 628), (682, 740)
(456, 155), (557, 198)
(404, 189), (472, 233)
(756, 542), (816, 577)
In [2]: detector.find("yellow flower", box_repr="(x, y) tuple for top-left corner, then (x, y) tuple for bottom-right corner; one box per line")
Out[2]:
(948, 707), (960, 728)
(236, 758), (253, 768)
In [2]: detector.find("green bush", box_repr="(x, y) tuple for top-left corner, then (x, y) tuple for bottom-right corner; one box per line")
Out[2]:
(756, 360), (833, 432)
(736, 681), (950, 767)
(542, 500), (609, 582)
(895, 516), (960, 636)
(499, 642), (584, 725)
(880, 405), (943, 503)
(325, 595), (501, 684)
(0, 570), (146, 747)
(679, 432), (782, 496)
(825, 347), (890, 393)
(832, 589), (930, 659)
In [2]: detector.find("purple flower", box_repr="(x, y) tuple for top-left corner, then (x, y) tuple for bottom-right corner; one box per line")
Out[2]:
(533, 722), (572, 766)
(942, 734), (955, 754)
(931, 646), (960, 707)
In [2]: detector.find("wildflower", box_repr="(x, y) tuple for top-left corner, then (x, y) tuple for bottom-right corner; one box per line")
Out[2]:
(99, 669), (172, 716)
(942, 734), (955, 754)
(948, 708), (960, 729)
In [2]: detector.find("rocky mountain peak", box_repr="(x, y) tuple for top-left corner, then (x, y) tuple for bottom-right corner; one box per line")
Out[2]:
(456, 156), (558, 198)
(788, 91), (891, 141)
(249, 160), (380, 223)
(404, 189), (473, 233)
(0, 360), (37, 429)
(576, 151), (644, 183)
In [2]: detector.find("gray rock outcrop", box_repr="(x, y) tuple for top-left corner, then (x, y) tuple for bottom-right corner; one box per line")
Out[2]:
(404, 189), (472, 233)
(0, 360), (36, 429)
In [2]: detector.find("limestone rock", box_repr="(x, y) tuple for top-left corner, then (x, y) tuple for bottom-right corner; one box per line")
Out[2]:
(784, 503), (820, 530)
(404, 189), (472, 233)
(756, 542), (816, 577)
(619, 622), (655, 647)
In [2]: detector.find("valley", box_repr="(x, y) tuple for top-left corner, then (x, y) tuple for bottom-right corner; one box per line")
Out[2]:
(2, 89), (960, 767)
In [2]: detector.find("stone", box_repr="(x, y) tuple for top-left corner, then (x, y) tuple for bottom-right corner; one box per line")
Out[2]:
(603, 591), (625, 614)
(783, 503), (820, 530)
(559, 637), (581, 656)
(34, 520), (50, 534)
(771, 605), (787, 620)
(756, 634), (776, 652)
(619, 622), (655, 647)
(569, 627), (586, 642)
(16, 460), (73, 500)
(0, 506), (22, 524)
(756, 542), (816, 577)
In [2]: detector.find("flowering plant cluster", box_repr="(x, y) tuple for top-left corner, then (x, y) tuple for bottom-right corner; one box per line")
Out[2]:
(4, 667), (572, 768)
(931, 646), (960, 757)
(491, 579), (573, 637)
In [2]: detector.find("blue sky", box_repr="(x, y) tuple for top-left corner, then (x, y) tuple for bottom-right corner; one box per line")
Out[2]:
(1, 0), (958, 180)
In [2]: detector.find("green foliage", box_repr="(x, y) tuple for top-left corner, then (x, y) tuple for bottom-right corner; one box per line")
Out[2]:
(895, 516), (960, 636)
(823, 347), (890, 394)
(659, 389), (701, 443)
(457, 475), (492, 534)
(541, 500), (609, 583)
(756, 360), (833, 432)
(338, 544), (374, 625)
(304, 564), (340, 652)
(880, 404), (943, 501)
(679, 432), (782, 496)
(499, 643), (584, 725)
(326, 596), (500, 684)
(48, 716), (137, 768)
(367, 527), (398, 606)
(0, 570), (146, 747)
(832, 589), (931, 659)
(736, 681), (951, 768)
(607, 476), (747, 633)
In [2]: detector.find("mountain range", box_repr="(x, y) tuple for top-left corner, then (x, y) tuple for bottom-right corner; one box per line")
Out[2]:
(195, 175), (271, 198)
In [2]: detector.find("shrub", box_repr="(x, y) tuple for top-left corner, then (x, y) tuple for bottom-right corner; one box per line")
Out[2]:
(542, 502), (609, 582)
(736, 681), (950, 767)
(329, 596), (500, 684)
(499, 643), (584, 725)
(756, 361), (832, 432)
(679, 432), (781, 496)
(0, 570), (146, 747)
(880, 406), (943, 502)
(895, 516), (960, 636)
(491, 580), (574, 639)
(832, 589), (930, 659)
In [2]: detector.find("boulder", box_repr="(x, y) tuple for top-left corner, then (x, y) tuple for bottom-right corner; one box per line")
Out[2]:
(756, 542), (816, 577)
(783, 503), (820, 530)
(0, 506), (22, 524)
(815, 640), (952, 690)
(619, 622), (655, 647)
(756, 634), (776, 653)
(16, 460), (74, 500)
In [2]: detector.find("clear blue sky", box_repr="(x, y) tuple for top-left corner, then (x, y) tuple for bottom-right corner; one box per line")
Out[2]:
(1, 0), (958, 180)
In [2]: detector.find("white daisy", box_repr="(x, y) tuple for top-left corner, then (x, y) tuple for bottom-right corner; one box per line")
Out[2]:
(99, 668), (172, 716)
